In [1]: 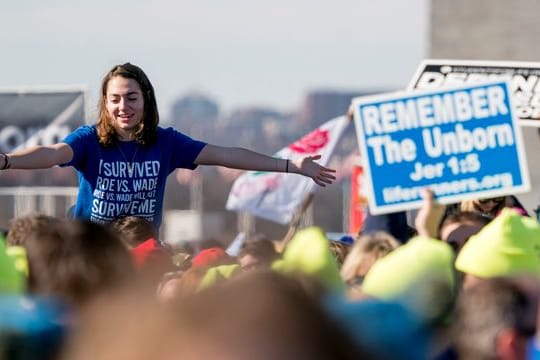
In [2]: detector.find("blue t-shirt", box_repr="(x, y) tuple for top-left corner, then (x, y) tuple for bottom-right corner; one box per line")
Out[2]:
(61, 125), (206, 230)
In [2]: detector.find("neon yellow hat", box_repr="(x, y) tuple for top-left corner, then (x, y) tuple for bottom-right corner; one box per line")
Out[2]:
(362, 236), (455, 321)
(455, 208), (540, 278)
(198, 264), (241, 290)
(0, 236), (24, 294)
(6, 246), (29, 277)
(273, 227), (345, 293)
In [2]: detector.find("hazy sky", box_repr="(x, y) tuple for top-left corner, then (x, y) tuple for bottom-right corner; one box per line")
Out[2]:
(1, 0), (428, 119)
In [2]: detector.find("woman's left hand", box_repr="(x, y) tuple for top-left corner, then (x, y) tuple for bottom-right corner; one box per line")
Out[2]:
(291, 155), (336, 187)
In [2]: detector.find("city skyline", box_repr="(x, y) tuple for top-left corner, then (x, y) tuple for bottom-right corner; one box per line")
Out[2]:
(1, 0), (428, 119)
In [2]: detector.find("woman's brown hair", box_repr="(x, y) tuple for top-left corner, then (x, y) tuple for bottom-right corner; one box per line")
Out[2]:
(96, 63), (159, 146)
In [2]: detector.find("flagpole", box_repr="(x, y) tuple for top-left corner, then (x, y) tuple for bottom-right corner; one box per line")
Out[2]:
(277, 192), (315, 251)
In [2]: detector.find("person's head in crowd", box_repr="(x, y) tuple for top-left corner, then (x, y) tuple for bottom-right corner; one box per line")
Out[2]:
(109, 215), (156, 249)
(61, 283), (174, 360)
(156, 268), (208, 303)
(169, 242), (195, 270)
(326, 297), (430, 360)
(340, 231), (400, 293)
(109, 216), (174, 275)
(455, 208), (540, 289)
(328, 240), (350, 268)
(156, 271), (184, 303)
(129, 239), (174, 275)
(460, 195), (527, 219)
(439, 211), (491, 253)
(5, 214), (63, 285)
(6, 213), (59, 247)
(361, 236), (456, 325)
(191, 247), (235, 269)
(24, 219), (134, 310)
(453, 277), (539, 360)
(171, 252), (191, 270)
(62, 271), (369, 360)
(460, 196), (506, 219)
(169, 270), (367, 359)
(238, 239), (280, 271)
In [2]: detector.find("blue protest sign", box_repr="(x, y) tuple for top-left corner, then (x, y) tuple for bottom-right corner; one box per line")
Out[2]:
(352, 80), (530, 215)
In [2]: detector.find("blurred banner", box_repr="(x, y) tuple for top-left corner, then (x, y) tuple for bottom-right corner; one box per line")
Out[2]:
(409, 59), (540, 127)
(0, 87), (86, 186)
(226, 115), (349, 224)
(349, 164), (367, 235)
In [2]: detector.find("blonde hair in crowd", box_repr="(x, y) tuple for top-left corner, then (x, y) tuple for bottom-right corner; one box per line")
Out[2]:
(340, 231), (400, 284)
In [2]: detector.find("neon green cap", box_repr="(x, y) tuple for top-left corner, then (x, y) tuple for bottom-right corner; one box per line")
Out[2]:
(455, 208), (540, 278)
(6, 246), (29, 277)
(0, 236), (24, 294)
(362, 236), (455, 321)
(273, 227), (345, 293)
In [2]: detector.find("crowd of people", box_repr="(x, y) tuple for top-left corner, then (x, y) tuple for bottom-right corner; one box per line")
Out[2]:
(1, 190), (540, 359)
(1, 63), (540, 359)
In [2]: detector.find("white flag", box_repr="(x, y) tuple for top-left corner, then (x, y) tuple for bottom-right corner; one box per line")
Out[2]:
(226, 116), (349, 224)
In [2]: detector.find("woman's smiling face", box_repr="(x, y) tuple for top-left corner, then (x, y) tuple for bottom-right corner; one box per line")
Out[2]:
(105, 76), (144, 140)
